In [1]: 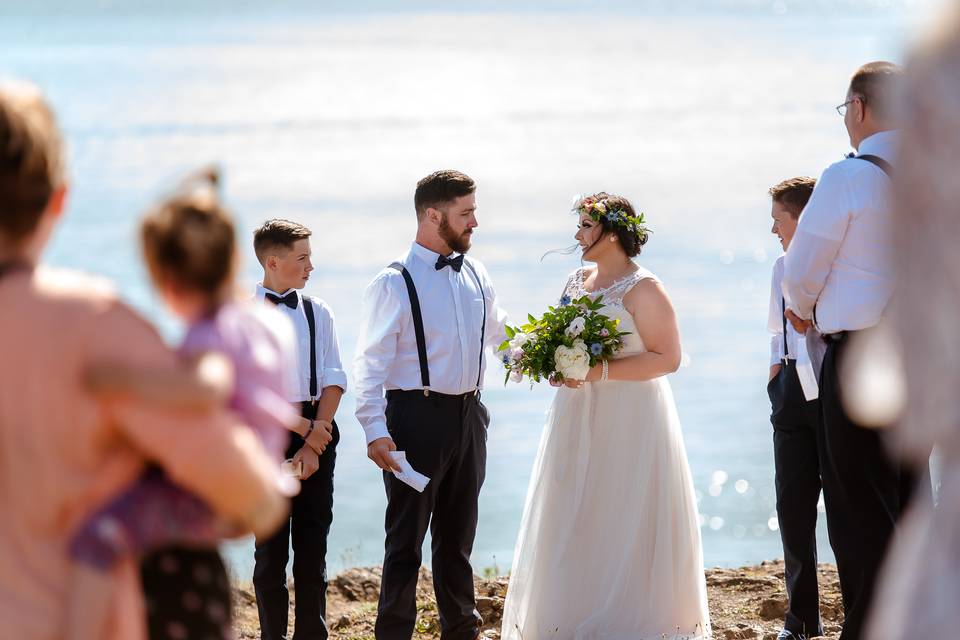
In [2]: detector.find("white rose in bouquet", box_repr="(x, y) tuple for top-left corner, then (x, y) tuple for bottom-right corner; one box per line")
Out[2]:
(554, 339), (591, 380)
(510, 332), (532, 349)
(565, 316), (586, 338)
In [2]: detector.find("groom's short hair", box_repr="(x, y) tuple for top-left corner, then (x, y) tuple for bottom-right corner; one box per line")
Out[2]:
(415, 170), (475, 219)
(253, 218), (312, 266)
(769, 176), (816, 219)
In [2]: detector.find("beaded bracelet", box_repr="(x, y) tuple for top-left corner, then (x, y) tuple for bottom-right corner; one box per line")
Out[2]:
(601, 359), (609, 382)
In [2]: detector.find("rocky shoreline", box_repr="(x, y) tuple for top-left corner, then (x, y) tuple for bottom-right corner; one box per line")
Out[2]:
(233, 560), (843, 640)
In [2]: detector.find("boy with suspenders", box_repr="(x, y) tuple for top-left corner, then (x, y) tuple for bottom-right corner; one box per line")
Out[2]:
(767, 177), (820, 640)
(252, 219), (347, 640)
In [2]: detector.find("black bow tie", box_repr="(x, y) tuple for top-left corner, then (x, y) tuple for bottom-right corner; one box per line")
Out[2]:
(435, 254), (464, 272)
(266, 291), (299, 310)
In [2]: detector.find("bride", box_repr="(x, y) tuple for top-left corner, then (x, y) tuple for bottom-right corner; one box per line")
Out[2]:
(501, 193), (710, 640)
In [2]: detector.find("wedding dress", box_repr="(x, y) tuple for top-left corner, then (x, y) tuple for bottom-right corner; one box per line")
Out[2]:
(501, 267), (711, 640)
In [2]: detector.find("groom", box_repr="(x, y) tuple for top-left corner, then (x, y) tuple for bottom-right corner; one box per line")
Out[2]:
(354, 170), (507, 640)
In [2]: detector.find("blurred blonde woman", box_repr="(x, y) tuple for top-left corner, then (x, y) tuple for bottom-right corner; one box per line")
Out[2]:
(865, 12), (960, 639)
(0, 82), (287, 640)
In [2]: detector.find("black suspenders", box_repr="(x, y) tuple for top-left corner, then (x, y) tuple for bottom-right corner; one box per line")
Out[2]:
(464, 262), (486, 389)
(781, 297), (790, 363)
(389, 262), (431, 394)
(302, 295), (318, 400)
(855, 154), (893, 178)
(388, 258), (486, 396)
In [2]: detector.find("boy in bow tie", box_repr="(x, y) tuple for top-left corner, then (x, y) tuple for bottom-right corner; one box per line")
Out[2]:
(252, 219), (347, 640)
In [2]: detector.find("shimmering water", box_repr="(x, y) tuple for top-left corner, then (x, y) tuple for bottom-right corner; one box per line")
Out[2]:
(0, 0), (937, 579)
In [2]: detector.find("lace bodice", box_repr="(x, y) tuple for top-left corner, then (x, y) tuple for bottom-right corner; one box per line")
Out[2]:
(561, 266), (661, 356)
(562, 266), (660, 308)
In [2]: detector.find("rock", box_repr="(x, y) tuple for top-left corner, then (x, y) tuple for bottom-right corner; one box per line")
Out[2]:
(821, 601), (844, 622)
(723, 623), (761, 639)
(477, 596), (504, 623)
(758, 596), (787, 620)
(331, 567), (382, 602)
(333, 615), (350, 629)
(232, 586), (256, 606)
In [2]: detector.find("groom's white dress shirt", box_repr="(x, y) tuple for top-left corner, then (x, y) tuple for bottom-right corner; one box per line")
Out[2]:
(353, 242), (509, 445)
(254, 284), (348, 402)
(782, 130), (898, 335)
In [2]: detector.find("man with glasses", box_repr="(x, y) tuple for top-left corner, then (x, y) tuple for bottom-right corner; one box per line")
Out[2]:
(781, 61), (910, 640)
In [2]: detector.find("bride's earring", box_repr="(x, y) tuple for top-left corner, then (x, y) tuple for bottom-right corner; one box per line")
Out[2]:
(609, 236), (616, 242)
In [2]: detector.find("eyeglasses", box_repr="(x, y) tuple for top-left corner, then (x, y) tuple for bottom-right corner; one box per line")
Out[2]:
(836, 96), (864, 116)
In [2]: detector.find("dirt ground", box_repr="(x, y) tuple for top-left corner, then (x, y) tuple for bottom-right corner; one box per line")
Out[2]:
(233, 560), (843, 640)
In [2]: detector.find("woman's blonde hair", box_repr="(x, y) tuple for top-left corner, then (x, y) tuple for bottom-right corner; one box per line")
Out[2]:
(0, 82), (66, 244)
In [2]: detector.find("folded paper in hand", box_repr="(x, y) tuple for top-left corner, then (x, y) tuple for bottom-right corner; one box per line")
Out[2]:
(389, 451), (430, 493)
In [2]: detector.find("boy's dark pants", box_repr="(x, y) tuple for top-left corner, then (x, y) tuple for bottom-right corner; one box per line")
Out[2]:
(375, 390), (489, 640)
(768, 359), (823, 637)
(254, 402), (338, 640)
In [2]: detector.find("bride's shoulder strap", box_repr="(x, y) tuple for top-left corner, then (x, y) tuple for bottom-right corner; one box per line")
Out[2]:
(631, 266), (660, 285)
(560, 267), (584, 301)
(611, 267), (661, 304)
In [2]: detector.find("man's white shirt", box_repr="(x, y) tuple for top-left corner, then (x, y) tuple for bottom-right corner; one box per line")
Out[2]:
(353, 242), (509, 445)
(768, 255), (803, 366)
(254, 285), (348, 402)
(782, 130), (898, 334)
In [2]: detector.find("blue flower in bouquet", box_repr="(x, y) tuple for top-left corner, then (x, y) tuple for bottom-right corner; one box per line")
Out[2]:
(559, 295), (572, 307)
(502, 353), (511, 365)
(590, 343), (603, 356)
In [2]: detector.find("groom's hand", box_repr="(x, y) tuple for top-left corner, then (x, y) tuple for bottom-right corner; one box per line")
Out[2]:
(368, 437), (402, 472)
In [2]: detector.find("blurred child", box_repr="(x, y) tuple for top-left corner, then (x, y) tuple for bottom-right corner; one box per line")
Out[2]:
(66, 168), (300, 640)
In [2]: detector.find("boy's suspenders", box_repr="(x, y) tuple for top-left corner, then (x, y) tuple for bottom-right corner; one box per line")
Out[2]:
(302, 295), (318, 401)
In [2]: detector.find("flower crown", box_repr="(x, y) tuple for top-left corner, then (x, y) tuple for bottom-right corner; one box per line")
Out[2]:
(572, 194), (649, 240)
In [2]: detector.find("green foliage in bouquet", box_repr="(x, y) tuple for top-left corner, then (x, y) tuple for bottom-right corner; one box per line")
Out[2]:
(498, 294), (630, 384)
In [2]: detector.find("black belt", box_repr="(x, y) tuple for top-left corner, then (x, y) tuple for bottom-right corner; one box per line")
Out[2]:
(386, 389), (479, 402)
(822, 330), (855, 343)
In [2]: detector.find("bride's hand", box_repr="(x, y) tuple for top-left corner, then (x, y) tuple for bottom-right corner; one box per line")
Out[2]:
(563, 378), (585, 389)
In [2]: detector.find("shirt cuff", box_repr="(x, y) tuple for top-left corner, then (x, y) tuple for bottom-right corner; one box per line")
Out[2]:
(321, 368), (348, 393)
(363, 420), (391, 445)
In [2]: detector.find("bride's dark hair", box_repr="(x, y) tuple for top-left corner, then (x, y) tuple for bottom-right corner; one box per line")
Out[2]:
(543, 192), (650, 261)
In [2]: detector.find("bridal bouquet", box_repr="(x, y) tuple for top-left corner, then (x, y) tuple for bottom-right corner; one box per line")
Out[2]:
(499, 294), (629, 384)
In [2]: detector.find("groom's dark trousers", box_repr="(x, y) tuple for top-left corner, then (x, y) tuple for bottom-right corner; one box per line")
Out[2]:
(818, 331), (928, 640)
(768, 359), (823, 638)
(376, 389), (489, 640)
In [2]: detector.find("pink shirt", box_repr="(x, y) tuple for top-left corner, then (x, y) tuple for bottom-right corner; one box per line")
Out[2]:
(181, 302), (298, 459)
(0, 267), (281, 640)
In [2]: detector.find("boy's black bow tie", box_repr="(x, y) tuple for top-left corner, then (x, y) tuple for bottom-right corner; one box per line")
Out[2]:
(266, 291), (298, 309)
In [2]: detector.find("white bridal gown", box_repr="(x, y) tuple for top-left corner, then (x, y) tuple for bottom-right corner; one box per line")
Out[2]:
(501, 267), (711, 640)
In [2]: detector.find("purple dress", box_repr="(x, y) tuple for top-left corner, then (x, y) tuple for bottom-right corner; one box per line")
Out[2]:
(69, 302), (296, 569)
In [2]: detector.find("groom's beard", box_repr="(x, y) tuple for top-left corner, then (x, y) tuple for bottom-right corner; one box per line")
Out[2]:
(439, 216), (472, 254)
